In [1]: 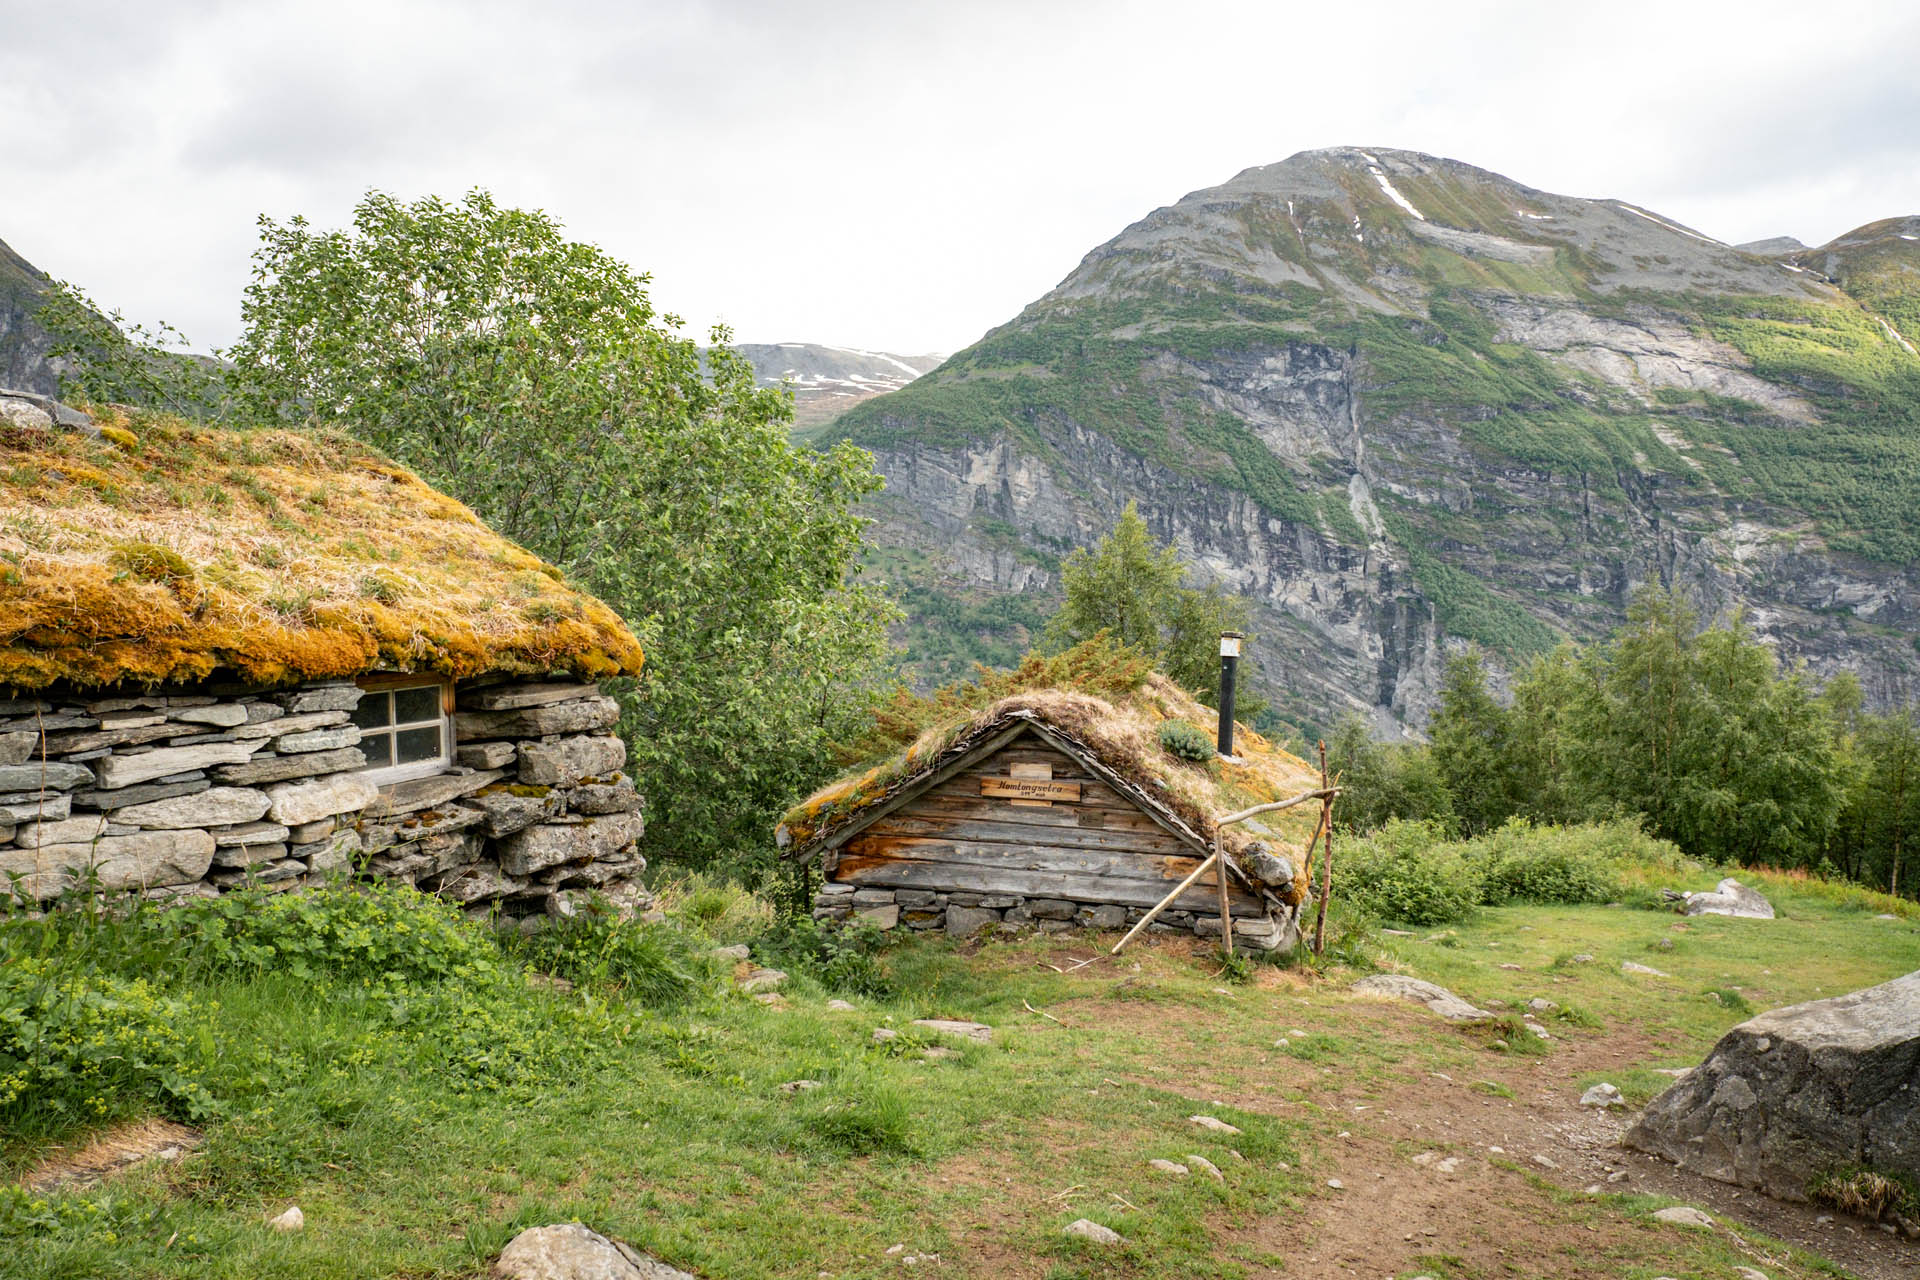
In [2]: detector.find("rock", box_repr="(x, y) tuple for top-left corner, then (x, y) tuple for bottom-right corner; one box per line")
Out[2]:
(1622, 961), (1670, 977)
(857, 903), (900, 929)
(1526, 997), (1557, 1014)
(214, 820), (291, 846)
(0, 792), (69, 825)
(739, 968), (786, 994)
(1570, 953), (1595, 963)
(1, 829), (216, 899)
(1326, 1177), (1344, 1189)
(1026, 898), (1078, 920)
(826, 999), (856, 1011)
(1062, 1219), (1121, 1246)
(12, 814), (109, 848)
(275, 726), (362, 753)
(911, 1018), (992, 1043)
(1531, 1154), (1559, 1170)
(0, 731), (35, 766)
(457, 741), (519, 770)
(0, 761), (95, 792)
(212, 841), (290, 869)
(365, 769), (502, 819)
(851, 887), (894, 906)
(1580, 1083), (1624, 1108)
(114, 786), (270, 830)
(1150, 1158), (1189, 1176)
(872, 1028), (898, 1043)
(457, 696), (621, 741)
(1350, 974), (1493, 1022)
(571, 774), (641, 815)
(1682, 878), (1775, 919)
(1184, 1153), (1224, 1181)
(518, 735), (627, 788)
(1650, 1206), (1716, 1230)
(268, 1205), (304, 1232)
(266, 773), (380, 826)
(711, 944), (751, 961)
(1626, 969), (1920, 1199)
(234, 711), (350, 740)
(492, 1222), (697, 1279)
(94, 743), (257, 790)
(1084, 902), (1127, 929)
(462, 682), (599, 711)
(779, 1079), (822, 1093)
(430, 861), (528, 903)
(1189, 1115), (1242, 1135)
(946, 905), (1000, 936)
(210, 747), (365, 785)
(499, 812), (643, 876)
(169, 704), (248, 728)
(278, 685), (362, 714)
(1246, 848), (1295, 889)
(468, 786), (565, 837)
(1734, 1268), (1768, 1280)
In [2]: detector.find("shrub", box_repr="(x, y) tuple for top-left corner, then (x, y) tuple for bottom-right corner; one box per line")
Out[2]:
(513, 907), (716, 1006)
(751, 916), (895, 998)
(1158, 719), (1215, 761)
(1338, 820), (1482, 925)
(0, 957), (214, 1131)
(1469, 819), (1681, 906)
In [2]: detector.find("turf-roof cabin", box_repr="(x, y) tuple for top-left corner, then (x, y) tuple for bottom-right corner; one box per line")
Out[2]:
(0, 393), (649, 917)
(779, 678), (1322, 950)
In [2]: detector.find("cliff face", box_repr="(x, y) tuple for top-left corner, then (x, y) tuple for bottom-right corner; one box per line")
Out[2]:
(838, 149), (1920, 736)
(0, 237), (61, 395)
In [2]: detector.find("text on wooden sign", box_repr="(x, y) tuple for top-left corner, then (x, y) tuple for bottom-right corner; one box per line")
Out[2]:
(980, 777), (1082, 803)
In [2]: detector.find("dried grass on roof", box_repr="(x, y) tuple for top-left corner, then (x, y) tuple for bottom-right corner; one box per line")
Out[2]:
(780, 640), (1324, 892)
(0, 408), (645, 691)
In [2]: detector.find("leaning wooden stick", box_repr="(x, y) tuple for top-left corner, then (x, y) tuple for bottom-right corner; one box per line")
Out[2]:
(1215, 786), (1339, 828)
(1111, 851), (1218, 955)
(1216, 844), (1234, 957)
(1311, 741), (1336, 955)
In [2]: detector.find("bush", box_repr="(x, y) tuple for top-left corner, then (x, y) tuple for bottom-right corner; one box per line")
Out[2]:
(1469, 819), (1681, 906)
(1338, 820), (1483, 925)
(751, 916), (895, 998)
(1158, 719), (1216, 762)
(512, 906), (717, 1006)
(0, 957), (214, 1131)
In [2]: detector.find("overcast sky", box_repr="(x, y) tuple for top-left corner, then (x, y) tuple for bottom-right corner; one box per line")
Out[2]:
(4, 0), (1917, 359)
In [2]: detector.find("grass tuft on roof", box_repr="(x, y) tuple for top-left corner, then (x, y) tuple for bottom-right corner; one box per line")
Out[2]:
(0, 406), (645, 691)
(780, 636), (1324, 889)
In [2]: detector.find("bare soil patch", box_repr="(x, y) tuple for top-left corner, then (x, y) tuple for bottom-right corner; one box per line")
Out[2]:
(20, 1117), (201, 1194)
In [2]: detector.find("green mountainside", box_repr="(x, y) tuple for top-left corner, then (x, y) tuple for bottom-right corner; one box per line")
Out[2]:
(834, 148), (1920, 738)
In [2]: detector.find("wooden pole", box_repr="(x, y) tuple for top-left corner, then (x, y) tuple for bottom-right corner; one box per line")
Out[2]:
(1216, 846), (1234, 957)
(1110, 852), (1218, 956)
(1311, 741), (1336, 955)
(1215, 787), (1339, 827)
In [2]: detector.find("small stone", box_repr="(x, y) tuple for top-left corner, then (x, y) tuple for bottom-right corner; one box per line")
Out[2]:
(493, 1222), (696, 1280)
(711, 944), (751, 961)
(1733, 1269), (1768, 1280)
(1571, 953), (1595, 963)
(911, 1018), (992, 1043)
(1499, 963), (1523, 970)
(1526, 997), (1558, 1014)
(753, 992), (786, 1007)
(1622, 961), (1671, 977)
(268, 1205), (304, 1232)
(779, 1079), (822, 1093)
(456, 741), (518, 770)
(1651, 1206), (1716, 1229)
(1273, 1037), (1290, 1049)
(739, 968), (787, 994)
(1580, 1083), (1624, 1108)
(278, 685), (362, 714)
(872, 1028), (898, 1043)
(275, 726), (362, 754)
(1184, 1154), (1224, 1181)
(1531, 1154), (1559, 1170)
(1189, 1115), (1242, 1135)
(1607, 1170), (1629, 1183)
(1062, 1219), (1121, 1245)
(169, 704), (248, 728)
(1150, 1158), (1190, 1176)
(826, 999), (856, 1011)
(1326, 1178), (1344, 1189)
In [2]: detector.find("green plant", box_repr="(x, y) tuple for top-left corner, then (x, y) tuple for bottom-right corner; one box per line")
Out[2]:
(1339, 820), (1483, 925)
(1159, 719), (1215, 762)
(511, 906), (716, 1005)
(750, 916), (895, 998)
(1808, 1165), (1918, 1222)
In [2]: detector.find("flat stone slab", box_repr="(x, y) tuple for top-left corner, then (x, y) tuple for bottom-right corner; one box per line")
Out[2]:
(911, 1018), (993, 1043)
(114, 786), (270, 830)
(1627, 969), (1920, 1198)
(493, 1222), (696, 1279)
(1351, 974), (1493, 1022)
(94, 743), (258, 790)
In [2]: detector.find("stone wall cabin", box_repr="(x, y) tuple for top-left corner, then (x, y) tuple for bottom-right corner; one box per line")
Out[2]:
(778, 679), (1324, 949)
(0, 394), (650, 921)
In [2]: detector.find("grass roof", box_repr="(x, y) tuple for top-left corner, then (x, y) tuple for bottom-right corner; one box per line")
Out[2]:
(779, 640), (1325, 898)
(0, 407), (645, 692)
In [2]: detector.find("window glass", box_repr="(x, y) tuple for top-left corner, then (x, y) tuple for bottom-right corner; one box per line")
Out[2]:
(396, 725), (442, 764)
(394, 685), (440, 724)
(351, 697), (392, 730)
(361, 734), (393, 769)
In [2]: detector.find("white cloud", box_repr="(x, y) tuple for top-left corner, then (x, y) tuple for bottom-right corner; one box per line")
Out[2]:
(1, 0), (1915, 357)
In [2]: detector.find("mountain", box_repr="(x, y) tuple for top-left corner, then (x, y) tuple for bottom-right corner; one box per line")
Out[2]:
(0, 237), (61, 394)
(735, 343), (941, 435)
(832, 147), (1920, 738)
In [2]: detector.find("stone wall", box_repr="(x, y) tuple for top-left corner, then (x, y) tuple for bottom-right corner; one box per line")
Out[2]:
(811, 883), (1297, 950)
(0, 675), (649, 923)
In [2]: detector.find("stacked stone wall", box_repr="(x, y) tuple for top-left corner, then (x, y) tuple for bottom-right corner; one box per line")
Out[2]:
(1, 676), (649, 923)
(811, 883), (1296, 950)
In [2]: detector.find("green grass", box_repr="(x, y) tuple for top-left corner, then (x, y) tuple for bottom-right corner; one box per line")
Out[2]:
(4, 860), (1917, 1278)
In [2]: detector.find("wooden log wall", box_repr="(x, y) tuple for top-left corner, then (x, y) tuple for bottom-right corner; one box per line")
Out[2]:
(830, 732), (1261, 913)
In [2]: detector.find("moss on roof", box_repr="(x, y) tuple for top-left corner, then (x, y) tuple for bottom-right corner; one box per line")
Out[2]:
(0, 407), (645, 691)
(779, 641), (1325, 896)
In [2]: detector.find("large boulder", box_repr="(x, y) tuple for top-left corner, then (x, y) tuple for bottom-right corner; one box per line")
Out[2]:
(1626, 969), (1920, 1198)
(493, 1223), (694, 1280)
(1683, 878), (1775, 919)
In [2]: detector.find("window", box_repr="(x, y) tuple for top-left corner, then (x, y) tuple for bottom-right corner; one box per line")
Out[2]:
(352, 678), (452, 784)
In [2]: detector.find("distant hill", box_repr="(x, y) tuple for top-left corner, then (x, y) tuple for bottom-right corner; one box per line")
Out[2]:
(734, 343), (941, 435)
(832, 147), (1920, 735)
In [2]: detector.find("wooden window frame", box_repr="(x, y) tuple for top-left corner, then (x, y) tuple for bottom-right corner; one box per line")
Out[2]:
(352, 675), (454, 786)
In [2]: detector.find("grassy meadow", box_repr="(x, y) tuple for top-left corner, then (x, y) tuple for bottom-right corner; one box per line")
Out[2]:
(2, 849), (1917, 1280)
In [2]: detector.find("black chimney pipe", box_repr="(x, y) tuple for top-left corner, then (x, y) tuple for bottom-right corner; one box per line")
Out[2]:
(1217, 631), (1242, 757)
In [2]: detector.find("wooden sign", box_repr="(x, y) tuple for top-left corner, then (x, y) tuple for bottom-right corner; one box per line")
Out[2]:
(981, 776), (1082, 804)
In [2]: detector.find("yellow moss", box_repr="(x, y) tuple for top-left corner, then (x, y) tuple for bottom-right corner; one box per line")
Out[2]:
(98, 426), (139, 450)
(0, 412), (645, 692)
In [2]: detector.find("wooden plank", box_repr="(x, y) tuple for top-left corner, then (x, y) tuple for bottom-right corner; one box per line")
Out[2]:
(840, 835), (1264, 910)
(981, 777), (1082, 803)
(901, 792), (1170, 834)
(927, 775), (1137, 812)
(816, 722), (1032, 853)
(1006, 760), (1054, 808)
(860, 813), (1191, 857)
(834, 854), (1264, 913)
